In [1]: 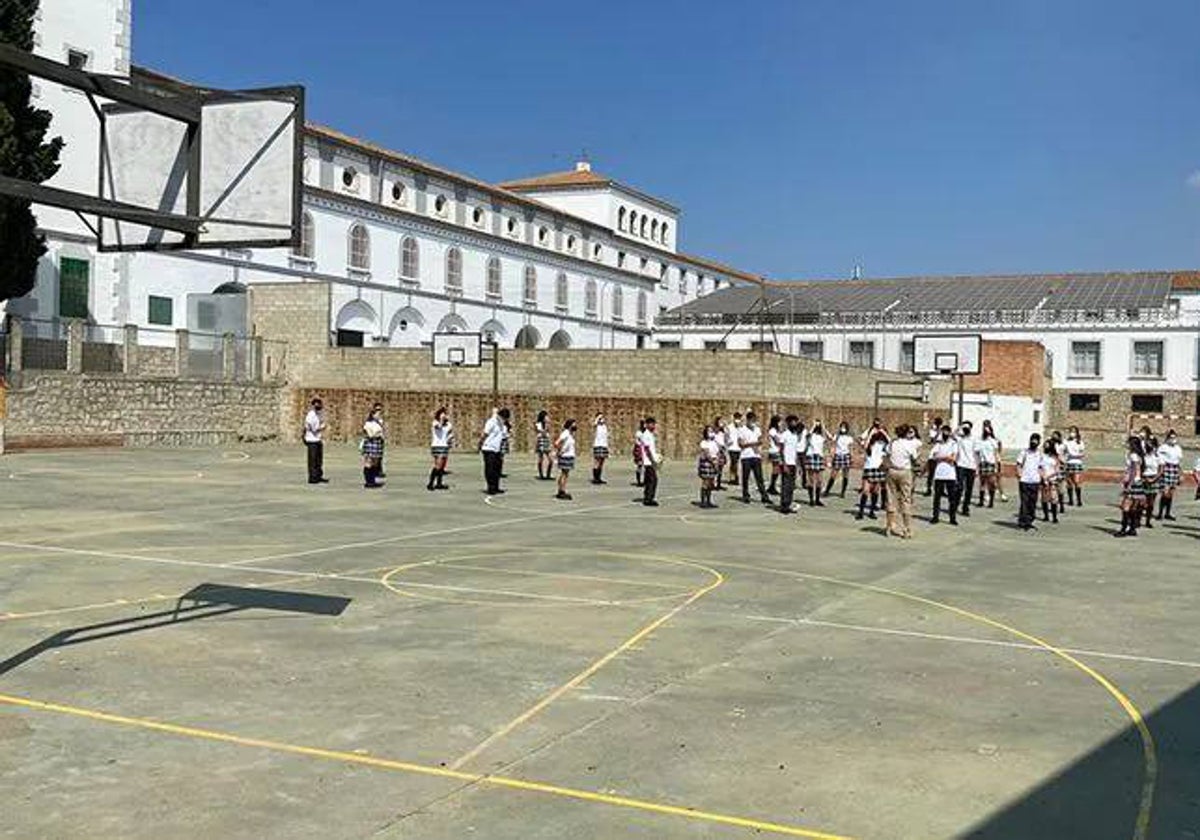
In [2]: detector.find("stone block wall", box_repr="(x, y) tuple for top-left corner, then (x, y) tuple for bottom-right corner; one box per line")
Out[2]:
(1049, 388), (1198, 448)
(4, 374), (282, 450)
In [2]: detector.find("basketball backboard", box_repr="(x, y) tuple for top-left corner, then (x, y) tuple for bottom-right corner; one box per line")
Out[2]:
(431, 332), (483, 367)
(0, 43), (303, 254)
(912, 334), (982, 375)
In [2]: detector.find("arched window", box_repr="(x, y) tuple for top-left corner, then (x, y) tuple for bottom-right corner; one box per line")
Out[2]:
(522, 265), (537, 306)
(618, 206), (627, 231)
(651, 219), (659, 241)
(585, 279), (598, 317)
(660, 222), (670, 244)
(637, 290), (648, 325)
(348, 223), (370, 270)
(628, 211), (638, 235)
(555, 271), (568, 311)
(639, 216), (648, 238)
(611, 286), (624, 322)
(679, 272), (688, 295)
(400, 236), (419, 280)
(294, 211), (314, 259)
(445, 247), (463, 295)
(486, 256), (502, 300)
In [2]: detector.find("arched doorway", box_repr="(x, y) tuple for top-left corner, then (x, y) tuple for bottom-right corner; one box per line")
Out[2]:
(435, 313), (469, 334)
(334, 300), (378, 347)
(514, 325), (541, 349)
(548, 329), (573, 349)
(388, 306), (426, 347)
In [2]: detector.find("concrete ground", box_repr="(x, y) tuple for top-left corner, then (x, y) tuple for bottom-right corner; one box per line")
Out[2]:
(1, 445), (1197, 840)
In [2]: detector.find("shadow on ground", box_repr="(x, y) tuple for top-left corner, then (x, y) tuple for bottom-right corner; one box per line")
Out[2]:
(962, 680), (1200, 839)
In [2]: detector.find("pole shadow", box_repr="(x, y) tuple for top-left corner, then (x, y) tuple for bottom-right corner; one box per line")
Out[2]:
(0, 584), (351, 679)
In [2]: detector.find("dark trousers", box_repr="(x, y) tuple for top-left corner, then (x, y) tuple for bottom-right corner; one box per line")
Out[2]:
(779, 465), (797, 512)
(932, 478), (960, 522)
(741, 457), (767, 501)
(306, 441), (324, 483)
(957, 467), (976, 514)
(643, 465), (658, 503)
(1018, 481), (1040, 528)
(482, 450), (503, 493)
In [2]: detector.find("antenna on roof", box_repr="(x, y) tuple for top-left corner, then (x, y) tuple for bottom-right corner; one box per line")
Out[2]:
(852, 264), (863, 280)
(576, 148), (591, 173)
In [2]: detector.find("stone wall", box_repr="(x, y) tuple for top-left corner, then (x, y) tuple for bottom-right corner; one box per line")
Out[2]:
(1049, 388), (1198, 448)
(3, 373), (282, 450)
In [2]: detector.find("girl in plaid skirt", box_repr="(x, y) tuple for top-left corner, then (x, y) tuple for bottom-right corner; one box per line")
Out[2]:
(1140, 436), (1161, 529)
(361, 410), (385, 489)
(535, 410), (554, 480)
(1062, 426), (1085, 507)
(767, 415), (784, 496)
(553, 418), (578, 501)
(591, 413), (610, 485)
(1039, 439), (1061, 523)
(855, 427), (890, 520)
(632, 419), (647, 487)
(427, 407), (454, 491)
(698, 425), (721, 509)
(712, 417), (728, 491)
(975, 424), (1000, 508)
(825, 422), (854, 499)
(805, 422), (827, 507)
(1156, 430), (1183, 520)
(1115, 436), (1146, 537)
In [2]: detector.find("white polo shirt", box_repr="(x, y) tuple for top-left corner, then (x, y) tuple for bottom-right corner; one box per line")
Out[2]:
(739, 424), (762, 460)
(557, 429), (576, 459)
(593, 422), (609, 450)
(481, 416), (505, 453)
(956, 435), (978, 470)
(781, 429), (800, 466)
(1017, 449), (1043, 483)
(887, 437), (921, 470)
(930, 439), (959, 481)
(304, 409), (323, 443)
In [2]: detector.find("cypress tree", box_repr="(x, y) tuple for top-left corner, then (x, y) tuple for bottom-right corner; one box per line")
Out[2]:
(0, 0), (64, 302)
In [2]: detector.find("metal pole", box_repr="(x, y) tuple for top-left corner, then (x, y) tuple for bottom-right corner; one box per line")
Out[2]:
(491, 341), (499, 402)
(957, 373), (965, 426)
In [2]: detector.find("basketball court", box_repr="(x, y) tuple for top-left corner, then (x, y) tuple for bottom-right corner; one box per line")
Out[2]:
(1, 444), (1198, 839)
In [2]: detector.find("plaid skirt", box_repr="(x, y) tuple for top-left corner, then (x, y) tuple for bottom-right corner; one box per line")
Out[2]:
(1123, 481), (1146, 498)
(698, 457), (718, 479)
(832, 452), (851, 470)
(362, 438), (384, 459)
(430, 445), (450, 458)
(558, 456), (576, 472)
(1066, 461), (1085, 474)
(768, 451), (782, 464)
(1161, 463), (1181, 488)
(536, 432), (552, 454)
(979, 462), (998, 476)
(593, 446), (609, 459)
(500, 437), (510, 455)
(805, 453), (825, 471)
(862, 466), (886, 483)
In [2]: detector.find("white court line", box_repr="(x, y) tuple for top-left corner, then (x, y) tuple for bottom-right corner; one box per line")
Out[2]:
(741, 613), (1200, 670)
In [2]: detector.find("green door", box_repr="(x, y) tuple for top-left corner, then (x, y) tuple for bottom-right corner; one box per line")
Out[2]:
(58, 257), (90, 318)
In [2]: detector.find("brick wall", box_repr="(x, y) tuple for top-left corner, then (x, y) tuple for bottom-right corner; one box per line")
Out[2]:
(964, 341), (1048, 400)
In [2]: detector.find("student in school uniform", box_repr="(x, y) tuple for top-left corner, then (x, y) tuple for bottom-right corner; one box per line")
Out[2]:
(499, 412), (512, 478)
(1062, 426), (1086, 507)
(1039, 439), (1061, 523)
(981, 419), (1010, 503)
(1115, 436), (1146, 537)
(778, 415), (801, 515)
(856, 427), (890, 520)
(534, 410), (554, 480)
(1140, 437), (1161, 529)
(766, 415), (784, 496)
(955, 422), (978, 517)
(371, 402), (388, 478)
(925, 417), (944, 496)
(885, 424), (921, 538)
(553, 418), (578, 501)
(726, 412), (744, 486)
(591, 413), (610, 485)
(639, 417), (663, 506)
(805, 422), (828, 507)
(697, 425), (721, 509)
(1156, 429), (1183, 520)
(796, 420), (810, 491)
(1016, 433), (1045, 531)
(632, 419), (647, 487)
(303, 397), (328, 485)
(478, 407), (510, 495)
(825, 422), (855, 499)
(738, 411), (772, 505)
(975, 423), (1001, 508)
(712, 417), (728, 491)
(929, 425), (961, 525)
(427, 407), (454, 491)
(361, 409), (385, 489)
(1049, 430), (1068, 514)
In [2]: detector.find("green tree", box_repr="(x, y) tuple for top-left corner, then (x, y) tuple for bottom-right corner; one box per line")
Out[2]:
(0, 0), (63, 303)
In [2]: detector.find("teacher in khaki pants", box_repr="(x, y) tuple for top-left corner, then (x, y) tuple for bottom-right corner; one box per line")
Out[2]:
(885, 424), (922, 538)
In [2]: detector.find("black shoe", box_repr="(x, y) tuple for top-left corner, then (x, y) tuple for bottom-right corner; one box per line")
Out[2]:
(1164, 514), (1177, 521)
(855, 511), (864, 521)
(591, 479), (603, 485)
(643, 500), (659, 507)
(556, 492), (572, 501)
(814, 500), (826, 507)
(931, 517), (939, 524)
(960, 509), (970, 517)
(426, 484), (436, 491)
(742, 496), (752, 504)
(949, 519), (959, 526)
(435, 485), (449, 491)
(761, 497), (773, 505)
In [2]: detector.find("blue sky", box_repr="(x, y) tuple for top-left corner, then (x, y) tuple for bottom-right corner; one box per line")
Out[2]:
(133, 0), (1200, 280)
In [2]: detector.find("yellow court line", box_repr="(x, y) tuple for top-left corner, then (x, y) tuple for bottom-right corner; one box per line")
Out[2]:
(0, 692), (851, 840)
(716, 560), (1158, 840)
(449, 560), (725, 770)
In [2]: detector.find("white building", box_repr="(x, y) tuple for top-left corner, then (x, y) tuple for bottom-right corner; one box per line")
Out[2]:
(6, 1), (754, 350)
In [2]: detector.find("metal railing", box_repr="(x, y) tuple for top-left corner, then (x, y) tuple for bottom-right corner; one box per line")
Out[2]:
(20, 318), (68, 371)
(81, 322), (125, 374)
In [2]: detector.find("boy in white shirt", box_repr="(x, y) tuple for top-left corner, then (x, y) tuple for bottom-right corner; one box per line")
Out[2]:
(303, 398), (328, 485)
(778, 415), (801, 515)
(725, 412), (743, 487)
(1016, 433), (1045, 531)
(640, 417), (663, 507)
(478, 407), (510, 495)
(929, 425), (960, 525)
(738, 411), (772, 505)
(955, 422), (978, 517)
